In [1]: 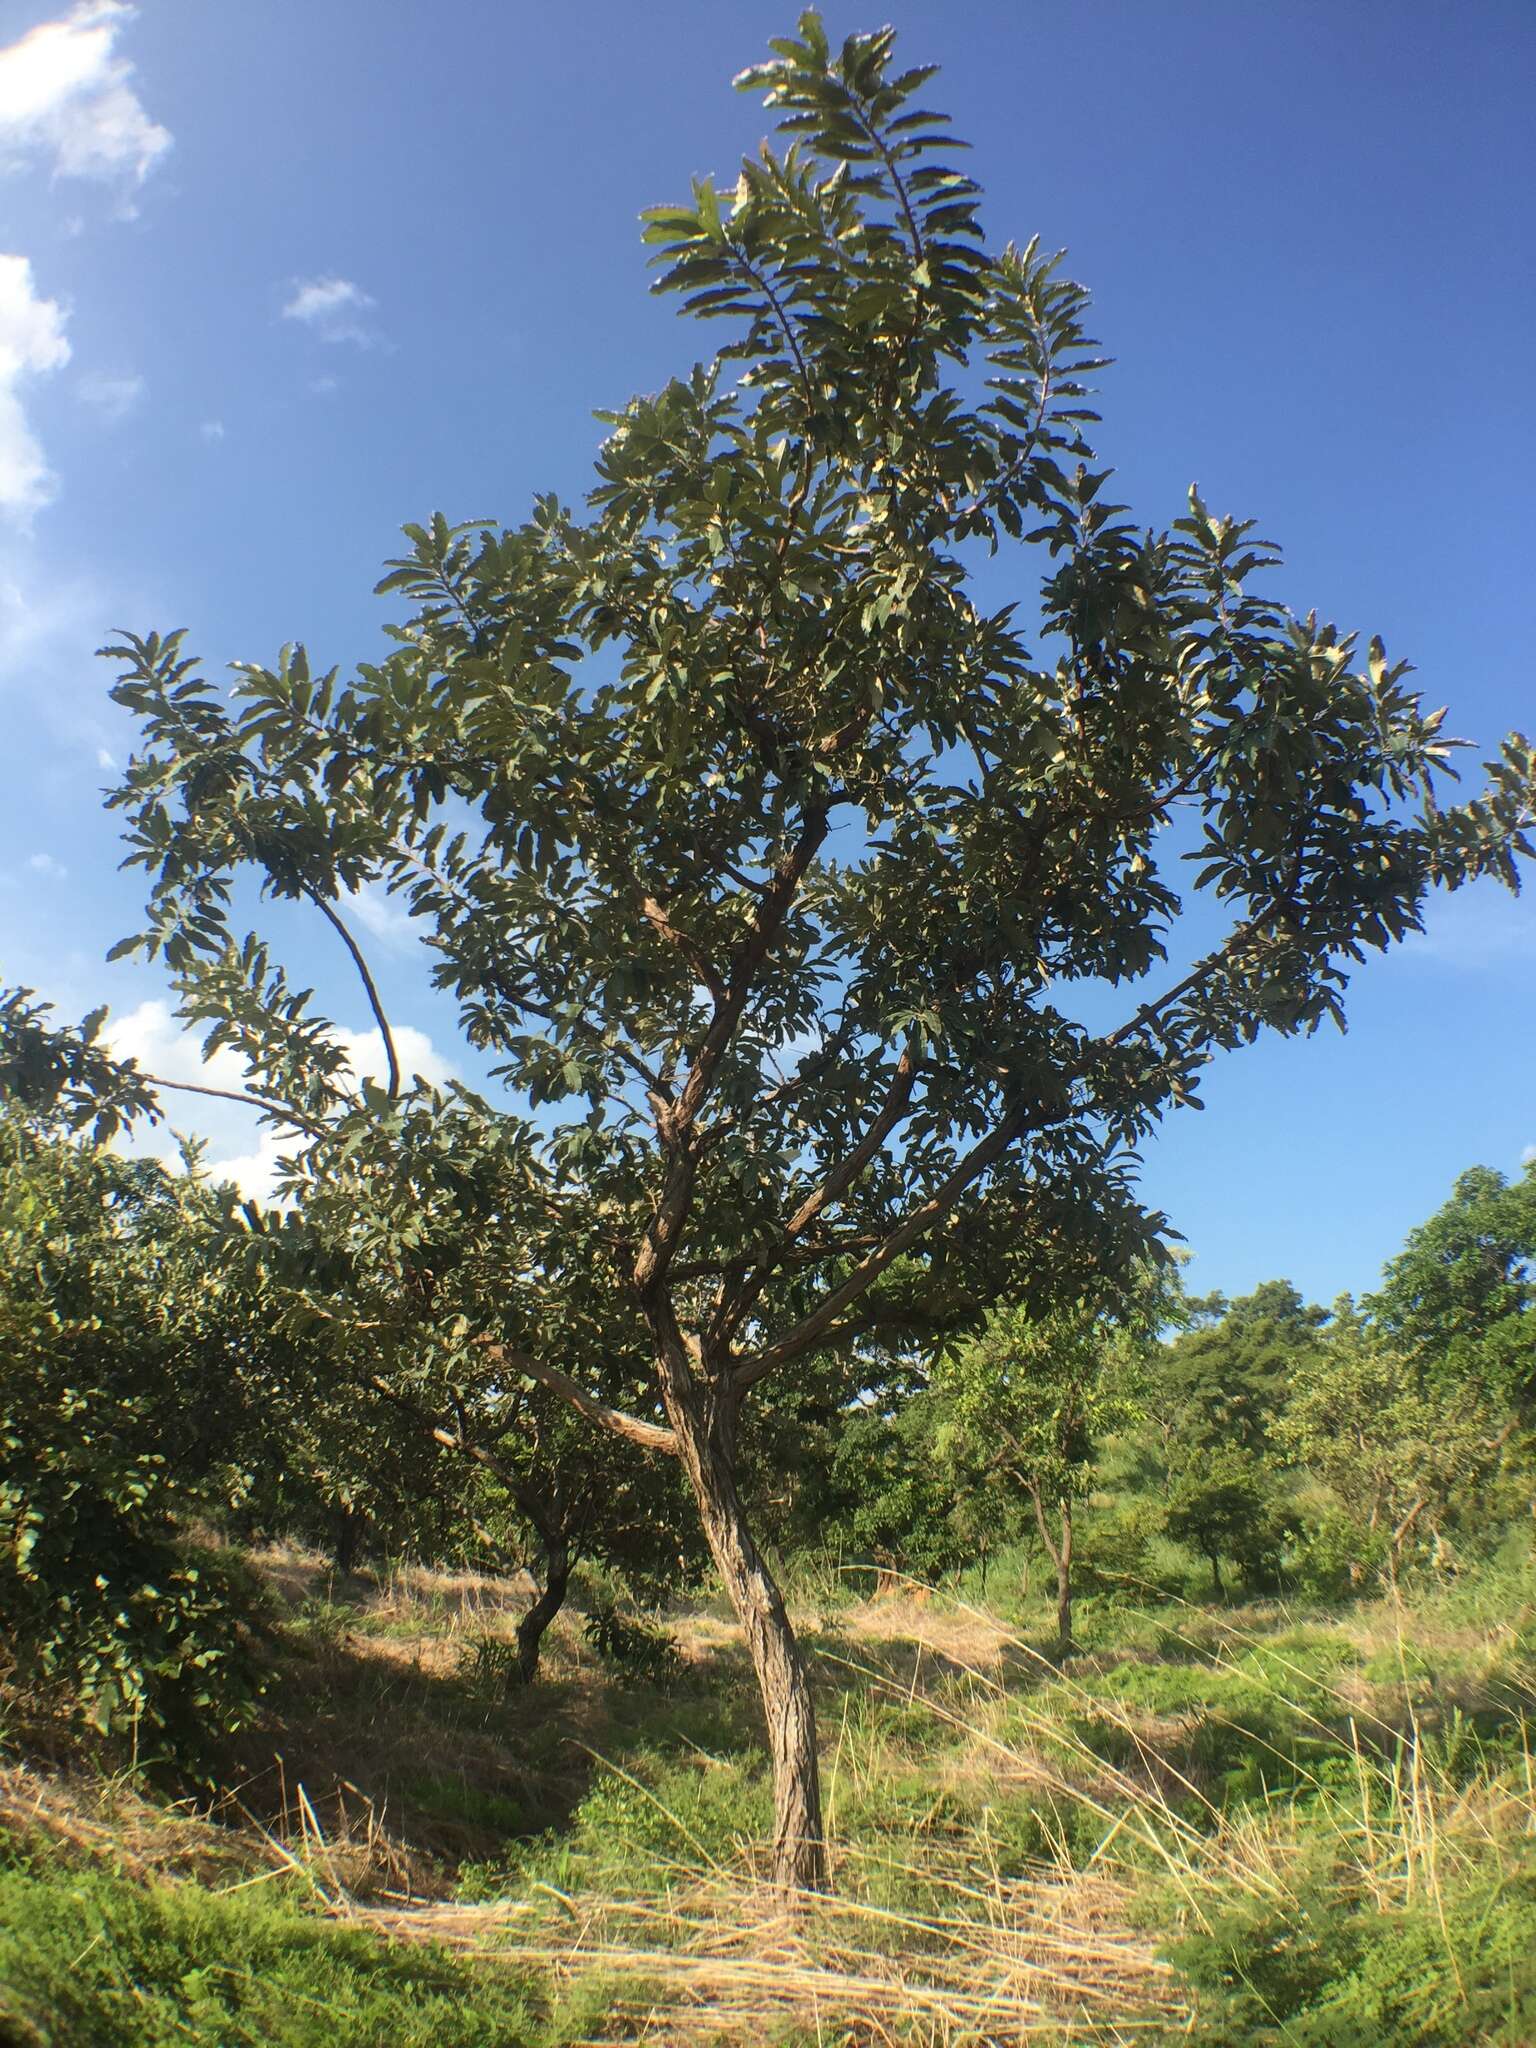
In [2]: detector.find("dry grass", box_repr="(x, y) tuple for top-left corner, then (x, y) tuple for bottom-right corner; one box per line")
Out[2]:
(352, 1861), (1185, 2043)
(6, 1547), (1532, 2043)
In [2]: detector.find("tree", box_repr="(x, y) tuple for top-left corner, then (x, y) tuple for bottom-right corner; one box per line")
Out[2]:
(100, 17), (1535, 1890)
(1277, 1313), (1512, 1585)
(938, 1283), (1165, 1651)
(1164, 1450), (1294, 1599)
(1148, 1281), (1326, 1471)
(0, 997), (266, 1745)
(1365, 1163), (1536, 1411)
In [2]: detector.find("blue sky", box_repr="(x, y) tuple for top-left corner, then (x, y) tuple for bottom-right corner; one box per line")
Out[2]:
(0, 0), (1531, 1306)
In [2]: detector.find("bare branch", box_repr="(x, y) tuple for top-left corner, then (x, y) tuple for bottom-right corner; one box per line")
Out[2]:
(477, 1340), (678, 1456)
(302, 886), (401, 1098)
(140, 1071), (328, 1141)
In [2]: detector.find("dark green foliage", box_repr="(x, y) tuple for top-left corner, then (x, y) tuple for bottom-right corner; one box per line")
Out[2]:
(1154, 1281), (1326, 1463)
(1168, 1847), (1536, 2046)
(582, 1601), (683, 1687)
(0, 1111), (268, 1746)
(1164, 1450), (1298, 1598)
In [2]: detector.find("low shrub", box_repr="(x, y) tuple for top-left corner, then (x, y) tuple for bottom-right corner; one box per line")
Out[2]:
(0, 1862), (546, 2047)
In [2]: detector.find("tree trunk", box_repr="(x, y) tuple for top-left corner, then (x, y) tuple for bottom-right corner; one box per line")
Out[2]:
(1029, 1482), (1073, 1656)
(1056, 1494), (1074, 1654)
(332, 1504), (363, 1576)
(660, 1352), (825, 1895)
(514, 1536), (570, 1685)
(1208, 1548), (1224, 1598)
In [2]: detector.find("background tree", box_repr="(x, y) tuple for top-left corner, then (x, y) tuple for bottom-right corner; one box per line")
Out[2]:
(1163, 1450), (1297, 1599)
(1146, 1281), (1326, 1473)
(938, 1282), (1165, 1650)
(0, 997), (268, 1746)
(1364, 1163), (1536, 1414)
(101, 16), (1536, 1889)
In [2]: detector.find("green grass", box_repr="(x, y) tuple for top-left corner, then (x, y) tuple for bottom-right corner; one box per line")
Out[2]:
(4, 1539), (1535, 2044)
(0, 1862), (549, 2047)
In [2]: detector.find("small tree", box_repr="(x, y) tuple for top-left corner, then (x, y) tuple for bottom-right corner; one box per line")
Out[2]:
(1164, 1450), (1295, 1599)
(939, 1287), (1163, 1651)
(101, 17), (1534, 1889)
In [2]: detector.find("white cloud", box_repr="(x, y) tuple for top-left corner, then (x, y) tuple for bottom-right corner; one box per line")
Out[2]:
(281, 275), (378, 346)
(346, 880), (416, 949)
(25, 848), (66, 877)
(0, 2), (170, 191)
(102, 999), (454, 1202)
(0, 252), (69, 518)
(198, 417), (223, 442)
(95, 743), (115, 768)
(76, 366), (141, 419)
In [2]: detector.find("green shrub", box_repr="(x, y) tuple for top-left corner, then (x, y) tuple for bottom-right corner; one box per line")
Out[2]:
(582, 1602), (682, 1687)
(1167, 1845), (1536, 2045)
(0, 1863), (545, 2047)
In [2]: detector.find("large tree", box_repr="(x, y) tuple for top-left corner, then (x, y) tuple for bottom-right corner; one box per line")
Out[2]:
(100, 16), (1534, 1889)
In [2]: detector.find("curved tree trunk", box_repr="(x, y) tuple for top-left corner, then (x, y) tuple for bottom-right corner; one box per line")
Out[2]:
(515, 1535), (570, 1684)
(658, 1344), (825, 1895)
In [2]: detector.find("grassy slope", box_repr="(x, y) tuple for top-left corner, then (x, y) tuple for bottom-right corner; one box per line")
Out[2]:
(2, 1542), (1534, 2045)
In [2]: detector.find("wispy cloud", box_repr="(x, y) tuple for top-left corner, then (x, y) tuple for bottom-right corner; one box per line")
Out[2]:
(0, 252), (69, 519)
(198, 417), (224, 442)
(77, 366), (142, 420)
(1400, 879), (1536, 971)
(345, 881), (417, 949)
(0, 2), (171, 194)
(281, 274), (379, 347)
(25, 848), (67, 877)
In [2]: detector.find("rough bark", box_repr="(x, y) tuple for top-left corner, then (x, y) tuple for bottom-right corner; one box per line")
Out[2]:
(1029, 1482), (1074, 1655)
(656, 1334), (825, 1895)
(514, 1535), (570, 1685)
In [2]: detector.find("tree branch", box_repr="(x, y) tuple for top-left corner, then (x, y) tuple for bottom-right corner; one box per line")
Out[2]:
(732, 894), (1311, 1395)
(139, 1071), (328, 1141)
(477, 1340), (678, 1456)
(735, 1092), (1042, 1387)
(633, 806), (832, 1294)
(302, 886), (401, 1098)
(717, 1044), (917, 1342)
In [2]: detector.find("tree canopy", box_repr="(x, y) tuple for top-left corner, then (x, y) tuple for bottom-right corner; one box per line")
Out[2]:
(96, 14), (1535, 1889)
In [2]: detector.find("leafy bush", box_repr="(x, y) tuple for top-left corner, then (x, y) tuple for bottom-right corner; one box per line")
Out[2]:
(1290, 1504), (1388, 1600)
(582, 1602), (682, 1687)
(0, 1119), (271, 1750)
